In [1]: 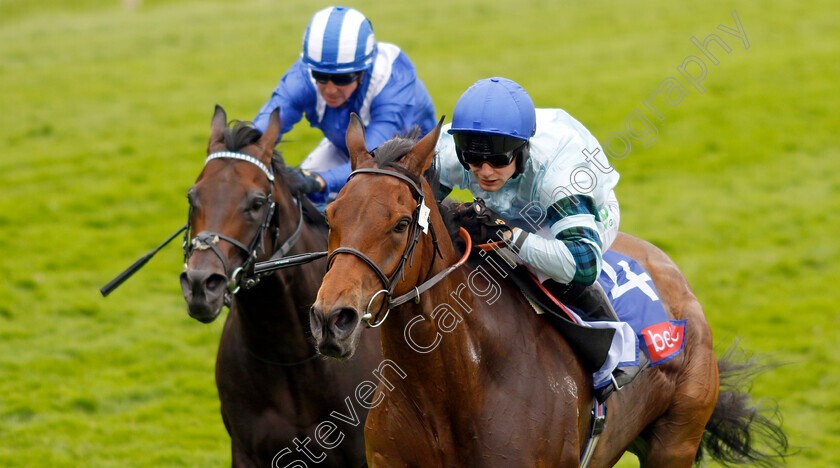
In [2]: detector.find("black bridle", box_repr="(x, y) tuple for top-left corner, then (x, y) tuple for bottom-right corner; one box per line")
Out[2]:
(183, 151), (308, 303)
(99, 151), (326, 299)
(327, 166), (471, 327)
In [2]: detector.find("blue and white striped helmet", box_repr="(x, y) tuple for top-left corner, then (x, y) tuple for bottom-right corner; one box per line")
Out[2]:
(302, 6), (376, 74)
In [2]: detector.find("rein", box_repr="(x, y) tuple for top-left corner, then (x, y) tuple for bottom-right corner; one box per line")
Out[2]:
(100, 152), (319, 297)
(187, 152), (324, 367)
(327, 167), (472, 327)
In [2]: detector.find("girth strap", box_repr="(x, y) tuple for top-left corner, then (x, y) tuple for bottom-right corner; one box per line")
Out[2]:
(580, 399), (607, 467)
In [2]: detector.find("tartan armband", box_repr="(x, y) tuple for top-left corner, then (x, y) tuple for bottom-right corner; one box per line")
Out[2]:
(548, 195), (600, 223)
(557, 225), (602, 286)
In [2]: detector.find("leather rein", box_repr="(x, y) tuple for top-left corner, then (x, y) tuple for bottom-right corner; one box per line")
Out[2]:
(327, 166), (472, 327)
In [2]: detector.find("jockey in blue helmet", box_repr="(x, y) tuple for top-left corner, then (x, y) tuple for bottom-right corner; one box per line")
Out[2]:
(253, 6), (437, 204)
(435, 77), (623, 323)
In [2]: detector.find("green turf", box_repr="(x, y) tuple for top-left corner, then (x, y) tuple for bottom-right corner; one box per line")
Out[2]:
(1, 0), (837, 466)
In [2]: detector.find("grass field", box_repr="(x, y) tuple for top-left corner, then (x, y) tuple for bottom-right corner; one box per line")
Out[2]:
(1, 0), (838, 466)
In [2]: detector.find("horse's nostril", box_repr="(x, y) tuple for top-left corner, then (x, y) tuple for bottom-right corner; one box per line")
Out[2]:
(333, 307), (358, 333)
(205, 273), (227, 293)
(179, 272), (192, 298)
(310, 306), (325, 340)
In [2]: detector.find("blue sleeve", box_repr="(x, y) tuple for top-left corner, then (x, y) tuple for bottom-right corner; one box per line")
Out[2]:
(253, 61), (315, 142)
(314, 161), (353, 195)
(364, 53), (427, 150)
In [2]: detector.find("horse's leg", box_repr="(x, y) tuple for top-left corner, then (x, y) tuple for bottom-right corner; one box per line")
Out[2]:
(609, 232), (719, 466)
(635, 320), (718, 467)
(231, 444), (257, 468)
(225, 412), (259, 468)
(637, 385), (715, 466)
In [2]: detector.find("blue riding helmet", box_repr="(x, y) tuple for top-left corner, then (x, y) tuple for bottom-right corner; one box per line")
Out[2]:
(302, 6), (376, 74)
(449, 77), (537, 176)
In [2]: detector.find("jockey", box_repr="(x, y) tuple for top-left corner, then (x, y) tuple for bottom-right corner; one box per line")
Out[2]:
(253, 6), (437, 204)
(434, 77), (622, 324)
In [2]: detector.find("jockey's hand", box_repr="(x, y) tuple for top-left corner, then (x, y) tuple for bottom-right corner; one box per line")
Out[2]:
(284, 167), (326, 194)
(454, 198), (512, 245)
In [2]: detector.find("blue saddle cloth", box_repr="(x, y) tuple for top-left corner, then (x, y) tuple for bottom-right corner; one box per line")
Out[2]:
(598, 250), (686, 366)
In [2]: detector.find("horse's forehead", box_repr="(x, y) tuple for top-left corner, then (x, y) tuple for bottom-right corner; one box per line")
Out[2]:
(197, 160), (265, 196)
(344, 174), (414, 210)
(202, 155), (265, 181)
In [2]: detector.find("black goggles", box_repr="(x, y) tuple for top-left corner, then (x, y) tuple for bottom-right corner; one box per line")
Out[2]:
(311, 70), (362, 86)
(453, 133), (526, 168)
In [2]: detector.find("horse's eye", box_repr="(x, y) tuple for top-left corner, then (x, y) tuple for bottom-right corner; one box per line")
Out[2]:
(394, 218), (411, 233)
(248, 197), (266, 212)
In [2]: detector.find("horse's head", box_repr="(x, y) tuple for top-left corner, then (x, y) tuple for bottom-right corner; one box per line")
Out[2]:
(180, 105), (283, 323)
(310, 114), (444, 359)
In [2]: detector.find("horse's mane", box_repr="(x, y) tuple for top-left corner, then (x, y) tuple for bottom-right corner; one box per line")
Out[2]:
(370, 127), (421, 165)
(370, 128), (463, 246)
(223, 121), (267, 154)
(223, 121), (328, 232)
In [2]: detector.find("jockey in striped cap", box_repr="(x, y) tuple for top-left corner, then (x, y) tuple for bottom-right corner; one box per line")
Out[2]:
(301, 6), (376, 74)
(254, 6), (437, 205)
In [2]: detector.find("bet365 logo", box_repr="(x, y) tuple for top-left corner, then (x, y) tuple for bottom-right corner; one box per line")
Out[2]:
(642, 321), (686, 363)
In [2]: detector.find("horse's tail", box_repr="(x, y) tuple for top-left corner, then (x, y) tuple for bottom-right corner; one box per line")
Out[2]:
(695, 345), (790, 467)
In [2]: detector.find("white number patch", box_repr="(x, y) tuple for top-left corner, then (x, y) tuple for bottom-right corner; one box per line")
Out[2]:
(601, 260), (659, 302)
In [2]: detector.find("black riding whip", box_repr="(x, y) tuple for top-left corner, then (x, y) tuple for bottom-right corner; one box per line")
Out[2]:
(253, 251), (328, 274)
(99, 224), (188, 297)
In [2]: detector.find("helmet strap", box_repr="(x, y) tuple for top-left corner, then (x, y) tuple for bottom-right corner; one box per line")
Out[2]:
(513, 142), (530, 177)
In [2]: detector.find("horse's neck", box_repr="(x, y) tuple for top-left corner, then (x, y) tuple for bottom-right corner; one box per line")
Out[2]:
(233, 221), (326, 362)
(379, 264), (505, 399)
(380, 209), (487, 368)
(379, 200), (514, 400)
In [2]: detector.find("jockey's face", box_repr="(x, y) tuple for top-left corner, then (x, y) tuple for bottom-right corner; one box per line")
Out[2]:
(469, 158), (517, 192)
(316, 76), (360, 108)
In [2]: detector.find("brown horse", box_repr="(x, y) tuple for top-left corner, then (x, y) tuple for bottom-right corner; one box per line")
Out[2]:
(180, 106), (381, 467)
(309, 114), (787, 466)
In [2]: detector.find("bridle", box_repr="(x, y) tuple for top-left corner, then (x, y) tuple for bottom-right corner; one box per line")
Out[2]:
(99, 149), (323, 302)
(183, 151), (306, 304)
(327, 165), (472, 327)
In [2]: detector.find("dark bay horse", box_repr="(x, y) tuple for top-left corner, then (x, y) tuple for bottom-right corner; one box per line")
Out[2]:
(180, 106), (381, 467)
(309, 114), (787, 466)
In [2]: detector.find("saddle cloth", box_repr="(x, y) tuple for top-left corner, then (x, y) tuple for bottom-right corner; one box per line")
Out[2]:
(507, 250), (686, 390)
(599, 250), (686, 368)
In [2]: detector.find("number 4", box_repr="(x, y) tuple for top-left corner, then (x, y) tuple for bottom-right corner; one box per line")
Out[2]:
(601, 260), (660, 302)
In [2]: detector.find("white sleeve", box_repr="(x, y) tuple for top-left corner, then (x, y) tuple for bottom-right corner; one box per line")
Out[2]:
(434, 125), (467, 191)
(513, 229), (578, 283)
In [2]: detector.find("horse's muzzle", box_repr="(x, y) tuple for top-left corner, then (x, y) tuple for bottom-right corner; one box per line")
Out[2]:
(180, 268), (227, 323)
(309, 305), (360, 360)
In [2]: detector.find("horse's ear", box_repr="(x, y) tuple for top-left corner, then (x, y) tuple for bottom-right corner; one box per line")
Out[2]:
(346, 113), (373, 170)
(257, 108), (281, 158)
(404, 115), (445, 176)
(209, 104), (227, 145)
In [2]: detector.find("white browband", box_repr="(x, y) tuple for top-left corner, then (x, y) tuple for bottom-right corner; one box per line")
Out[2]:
(204, 151), (274, 182)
